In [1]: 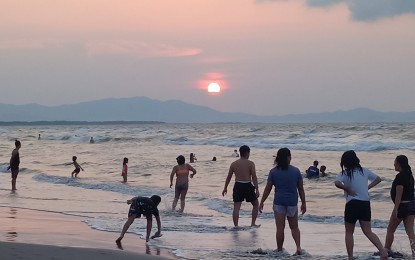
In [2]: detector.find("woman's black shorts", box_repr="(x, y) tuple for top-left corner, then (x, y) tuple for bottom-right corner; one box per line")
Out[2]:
(345, 199), (371, 224)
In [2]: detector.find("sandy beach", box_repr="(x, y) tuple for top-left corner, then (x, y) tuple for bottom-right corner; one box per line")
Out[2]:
(0, 206), (173, 260)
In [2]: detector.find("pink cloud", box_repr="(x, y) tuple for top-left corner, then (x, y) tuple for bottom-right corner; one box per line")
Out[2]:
(86, 41), (203, 58)
(0, 39), (61, 50)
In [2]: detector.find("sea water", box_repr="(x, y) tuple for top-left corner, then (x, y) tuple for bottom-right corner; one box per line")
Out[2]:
(1, 123), (415, 259)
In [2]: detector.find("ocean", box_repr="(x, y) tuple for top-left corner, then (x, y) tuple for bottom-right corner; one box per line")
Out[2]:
(1, 122), (415, 259)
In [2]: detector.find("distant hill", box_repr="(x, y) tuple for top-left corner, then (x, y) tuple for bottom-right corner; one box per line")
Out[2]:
(0, 97), (415, 123)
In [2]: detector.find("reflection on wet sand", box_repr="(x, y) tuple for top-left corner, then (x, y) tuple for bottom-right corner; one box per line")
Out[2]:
(6, 208), (18, 241)
(146, 243), (161, 256)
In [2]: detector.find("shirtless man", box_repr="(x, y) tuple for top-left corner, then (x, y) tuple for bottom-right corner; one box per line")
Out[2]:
(222, 145), (260, 227)
(9, 140), (21, 191)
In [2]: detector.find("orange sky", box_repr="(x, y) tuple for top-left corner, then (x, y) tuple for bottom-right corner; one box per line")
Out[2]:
(1, 0), (414, 115)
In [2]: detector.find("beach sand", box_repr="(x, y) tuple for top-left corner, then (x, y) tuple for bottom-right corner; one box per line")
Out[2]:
(0, 207), (173, 260)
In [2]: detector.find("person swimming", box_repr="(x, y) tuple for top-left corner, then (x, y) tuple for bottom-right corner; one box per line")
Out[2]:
(320, 165), (327, 177)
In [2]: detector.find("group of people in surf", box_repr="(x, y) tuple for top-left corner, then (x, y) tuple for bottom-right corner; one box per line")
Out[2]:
(6, 139), (413, 258)
(119, 145), (414, 259)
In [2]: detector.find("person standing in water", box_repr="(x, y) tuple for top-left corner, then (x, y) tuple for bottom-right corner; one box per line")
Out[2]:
(222, 145), (260, 227)
(334, 150), (388, 260)
(189, 153), (197, 163)
(71, 156), (84, 178)
(384, 155), (415, 257)
(122, 157), (128, 183)
(259, 147), (306, 255)
(8, 140), (21, 191)
(170, 155), (196, 212)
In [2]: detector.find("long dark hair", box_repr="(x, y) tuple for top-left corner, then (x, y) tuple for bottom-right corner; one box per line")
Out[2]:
(274, 147), (291, 170)
(396, 155), (412, 175)
(340, 150), (363, 180)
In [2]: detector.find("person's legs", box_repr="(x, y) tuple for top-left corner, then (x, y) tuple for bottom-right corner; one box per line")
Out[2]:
(179, 188), (188, 212)
(74, 168), (80, 178)
(250, 199), (259, 226)
(345, 222), (355, 260)
(11, 170), (18, 191)
(116, 215), (136, 242)
(360, 220), (388, 259)
(274, 211), (286, 251)
(385, 213), (402, 251)
(11, 178), (16, 191)
(233, 202), (242, 227)
(287, 210), (301, 253)
(402, 215), (415, 256)
(172, 187), (180, 210)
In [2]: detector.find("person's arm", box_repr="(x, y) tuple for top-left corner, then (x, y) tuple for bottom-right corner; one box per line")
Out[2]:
(154, 215), (161, 235)
(188, 164), (197, 178)
(75, 162), (84, 171)
(368, 176), (381, 190)
(170, 166), (176, 188)
(222, 166), (234, 196)
(145, 215), (152, 242)
(251, 163), (260, 198)
(9, 151), (15, 165)
(259, 181), (273, 213)
(7, 151), (15, 170)
(335, 180), (357, 196)
(297, 179), (306, 215)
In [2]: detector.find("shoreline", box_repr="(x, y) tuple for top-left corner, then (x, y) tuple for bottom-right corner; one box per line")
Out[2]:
(0, 206), (174, 259)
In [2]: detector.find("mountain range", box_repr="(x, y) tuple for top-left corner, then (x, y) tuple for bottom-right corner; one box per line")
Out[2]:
(1, 96), (415, 123)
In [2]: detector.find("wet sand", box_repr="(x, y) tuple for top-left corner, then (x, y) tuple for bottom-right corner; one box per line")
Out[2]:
(0, 207), (173, 259)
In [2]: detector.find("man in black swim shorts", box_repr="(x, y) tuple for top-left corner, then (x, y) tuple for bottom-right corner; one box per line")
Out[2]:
(222, 145), (260, 227)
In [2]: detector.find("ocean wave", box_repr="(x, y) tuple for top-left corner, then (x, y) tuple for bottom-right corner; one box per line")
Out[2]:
(163, 137), (415, 152)
(32, 173), (169, 197)
(0, 164), (10, 173)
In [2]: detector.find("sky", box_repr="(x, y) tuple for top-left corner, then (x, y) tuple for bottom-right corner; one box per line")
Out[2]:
(1, 0), (415, 116)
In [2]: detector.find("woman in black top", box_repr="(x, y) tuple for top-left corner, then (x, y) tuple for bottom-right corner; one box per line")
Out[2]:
(385, 155), (415, 257)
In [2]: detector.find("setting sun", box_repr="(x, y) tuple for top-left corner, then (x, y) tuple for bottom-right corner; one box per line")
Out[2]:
(207, 82), (221, 93)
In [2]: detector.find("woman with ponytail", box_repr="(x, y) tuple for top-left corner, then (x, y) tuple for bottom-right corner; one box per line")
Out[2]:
(334, 150), (387, 260)
(385, 155), (415, 257)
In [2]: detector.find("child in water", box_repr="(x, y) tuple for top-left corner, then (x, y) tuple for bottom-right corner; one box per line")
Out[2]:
(122, 157), (128, 182)
(71, 156), (84, 178)
(320, 165), (327, 177)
